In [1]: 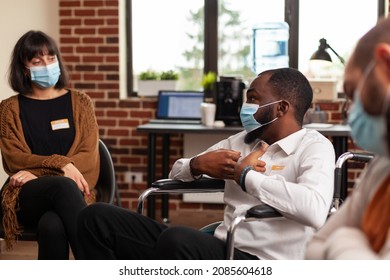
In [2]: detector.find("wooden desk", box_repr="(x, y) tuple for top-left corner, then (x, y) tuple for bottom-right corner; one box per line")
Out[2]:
(137, 123), (351, 220)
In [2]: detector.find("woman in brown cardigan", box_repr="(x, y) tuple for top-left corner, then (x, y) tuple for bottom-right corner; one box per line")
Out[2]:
(0, 30), (99, 259)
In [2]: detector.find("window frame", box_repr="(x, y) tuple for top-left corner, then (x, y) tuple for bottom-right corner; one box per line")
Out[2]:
(125, 0), (386, 97)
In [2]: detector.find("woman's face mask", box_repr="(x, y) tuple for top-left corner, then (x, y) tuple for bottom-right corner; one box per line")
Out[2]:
(240, 100), (282, 133)
(28, 61), (61, 88)
(348, 61), (390, 156)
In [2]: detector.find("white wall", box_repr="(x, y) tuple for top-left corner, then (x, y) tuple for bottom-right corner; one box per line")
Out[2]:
(0, 0), (59, 183)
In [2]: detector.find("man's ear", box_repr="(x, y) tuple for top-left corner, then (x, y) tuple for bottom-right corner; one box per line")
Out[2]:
(277, 100), (289, 117)
(374, 43), (390, 79)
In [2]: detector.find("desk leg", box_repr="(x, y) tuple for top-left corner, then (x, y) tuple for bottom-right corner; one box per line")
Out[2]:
(162, 135), (170, 223)
(332, 136), (348, 201)
(147, 133), (156, 219)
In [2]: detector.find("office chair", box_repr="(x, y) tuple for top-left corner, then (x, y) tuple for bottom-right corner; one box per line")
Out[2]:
(0, 139), (118, 244)
(95, 139), (119, 205)
(137, 151), (374, 259)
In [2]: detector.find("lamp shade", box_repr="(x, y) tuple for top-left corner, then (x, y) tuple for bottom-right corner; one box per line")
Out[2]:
(310, 38), (332, 62)
(310, 38), (345, 65)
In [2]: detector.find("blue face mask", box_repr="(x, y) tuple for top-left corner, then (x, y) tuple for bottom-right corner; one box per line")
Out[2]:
(348, 61), (390, 156)
(29, 61), (61, 88)
(240, 100), (282, 133)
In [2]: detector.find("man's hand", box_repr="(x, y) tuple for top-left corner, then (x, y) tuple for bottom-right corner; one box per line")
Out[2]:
(234, 142), (268, 184)
(191, 149), (241, 180)
(62, 163), (90, 196)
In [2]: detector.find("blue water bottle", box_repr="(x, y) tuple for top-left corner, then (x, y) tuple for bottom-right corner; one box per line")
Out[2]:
(252, 22), (289, 74)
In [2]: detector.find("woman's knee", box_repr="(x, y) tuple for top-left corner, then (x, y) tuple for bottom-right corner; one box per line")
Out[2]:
(55, 177), (81, 195)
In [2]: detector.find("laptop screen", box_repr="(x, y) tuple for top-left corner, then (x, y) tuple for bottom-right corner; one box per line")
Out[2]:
(156, 90), (204, 120)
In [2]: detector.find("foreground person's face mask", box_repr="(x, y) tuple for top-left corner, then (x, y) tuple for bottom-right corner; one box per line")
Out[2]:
(348, 61), (390, 156)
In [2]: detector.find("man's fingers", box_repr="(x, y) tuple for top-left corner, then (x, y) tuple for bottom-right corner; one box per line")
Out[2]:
(250, 141), (269, 158)
(259, 140), (269, 151)
(251, 148), (267, 158)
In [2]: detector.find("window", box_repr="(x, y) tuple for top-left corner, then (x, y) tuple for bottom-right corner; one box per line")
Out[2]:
(299, 0), (379, 78)
(218, 0), (285, 84)
(126, 0), (386, 97)
(131, 0), (204, 93)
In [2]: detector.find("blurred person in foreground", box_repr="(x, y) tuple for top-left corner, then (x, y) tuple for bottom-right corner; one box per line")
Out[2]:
(305, 16), (390, 260)
(0, 30), (99, 259)
(77, 67), (335, 260)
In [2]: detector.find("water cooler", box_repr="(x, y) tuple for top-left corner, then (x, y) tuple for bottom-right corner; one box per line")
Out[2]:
(252, 22), (289, 74)
(215, 76), (245, 126)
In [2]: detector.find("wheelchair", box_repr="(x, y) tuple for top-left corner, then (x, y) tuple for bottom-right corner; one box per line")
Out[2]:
(137, 151), (374, 260)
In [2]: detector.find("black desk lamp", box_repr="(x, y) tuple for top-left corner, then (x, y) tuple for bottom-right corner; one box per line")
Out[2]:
(310, 38), (345, 65)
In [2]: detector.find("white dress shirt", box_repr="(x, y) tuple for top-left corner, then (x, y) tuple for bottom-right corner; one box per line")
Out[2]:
(305, 156), (390, 259)
(170, 128), (335, 259)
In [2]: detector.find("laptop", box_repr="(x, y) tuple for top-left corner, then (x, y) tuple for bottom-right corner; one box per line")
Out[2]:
(149, 90), (204, 124)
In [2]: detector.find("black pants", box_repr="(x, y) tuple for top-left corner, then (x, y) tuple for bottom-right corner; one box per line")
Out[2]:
(77, 202), (258, 260)
(1, 176), (87, 260)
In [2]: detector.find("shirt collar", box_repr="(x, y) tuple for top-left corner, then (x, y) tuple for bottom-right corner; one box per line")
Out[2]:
(270, 128), (306, 155)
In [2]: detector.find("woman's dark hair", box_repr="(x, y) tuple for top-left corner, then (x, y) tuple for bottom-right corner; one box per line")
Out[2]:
(8, 30), (69, 94)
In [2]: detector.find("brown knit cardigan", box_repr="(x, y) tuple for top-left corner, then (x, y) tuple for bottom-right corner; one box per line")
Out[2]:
(0, 89), (100, 250)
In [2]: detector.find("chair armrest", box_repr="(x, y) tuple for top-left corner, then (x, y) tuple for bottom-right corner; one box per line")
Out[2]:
(335, 151), (374, 169)
(137, 178), (225, 214)
(333, 152), (374, 209)
(151, 178), (225, 192)
(245, 204), (282, 219)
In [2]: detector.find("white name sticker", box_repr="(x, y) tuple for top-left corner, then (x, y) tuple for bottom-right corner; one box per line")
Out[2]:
(51, 119), (70, 130)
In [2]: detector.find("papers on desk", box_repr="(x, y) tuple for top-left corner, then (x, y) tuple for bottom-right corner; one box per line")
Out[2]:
(304, 123), (334, 129)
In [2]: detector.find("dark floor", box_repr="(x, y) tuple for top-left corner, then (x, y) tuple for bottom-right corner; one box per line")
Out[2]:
(0, 209), (224, 260)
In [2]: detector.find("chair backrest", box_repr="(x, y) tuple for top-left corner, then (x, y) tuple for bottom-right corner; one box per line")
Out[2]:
(95, 139), (116, 204)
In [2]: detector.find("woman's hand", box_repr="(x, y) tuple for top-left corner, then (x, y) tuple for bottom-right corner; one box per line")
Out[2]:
(62, 163), (90, 196)
(10, 171), (37, 187)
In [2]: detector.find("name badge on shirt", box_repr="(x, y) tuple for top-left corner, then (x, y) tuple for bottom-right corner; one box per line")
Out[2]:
(51, 119), (70, 131)
(271, 165), (285, 171)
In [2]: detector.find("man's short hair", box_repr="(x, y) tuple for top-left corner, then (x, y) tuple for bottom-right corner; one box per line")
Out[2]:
(262, 68), (313, 125)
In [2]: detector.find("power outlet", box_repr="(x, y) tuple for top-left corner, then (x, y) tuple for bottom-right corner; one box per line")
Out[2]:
(124, 171), (143, 183)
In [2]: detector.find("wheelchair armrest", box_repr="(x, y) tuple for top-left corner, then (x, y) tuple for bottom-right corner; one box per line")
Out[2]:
(137, 178), (225, 215)
(335, 152), (374, 169)
(245, 204), (282, 219)
(333, 152), (374, 209)
(350, 152), (375, 162)
(151, 178), (225, 192)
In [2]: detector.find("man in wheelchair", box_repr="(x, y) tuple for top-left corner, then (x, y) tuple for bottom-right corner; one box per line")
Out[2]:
(77, 68), (335, 260)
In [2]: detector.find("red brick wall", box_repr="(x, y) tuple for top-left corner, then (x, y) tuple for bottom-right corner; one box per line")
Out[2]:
(58, 0), (377, 213)
(59, 0), (183, 211)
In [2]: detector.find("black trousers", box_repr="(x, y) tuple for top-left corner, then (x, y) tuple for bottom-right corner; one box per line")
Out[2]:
(1, 176), (87, 259)
(77, 202), (258, 260)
